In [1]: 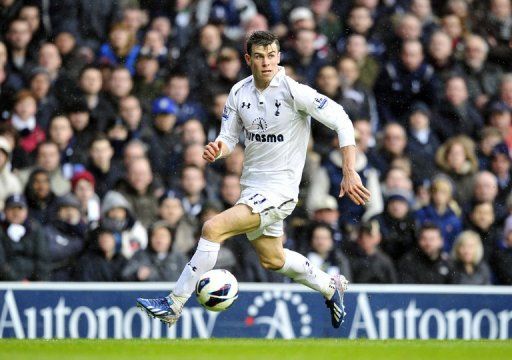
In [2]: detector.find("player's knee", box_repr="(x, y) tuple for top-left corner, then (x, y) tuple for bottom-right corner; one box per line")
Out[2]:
(260, 254), (285, 271)
(201, 219), (224, 242)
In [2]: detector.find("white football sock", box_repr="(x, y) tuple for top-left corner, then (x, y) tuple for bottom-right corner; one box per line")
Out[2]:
(172, 238), (220, 303)
(276, 249), (335, 299)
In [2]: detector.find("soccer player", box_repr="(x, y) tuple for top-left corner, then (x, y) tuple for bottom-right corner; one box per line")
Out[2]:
(137, 31), (371, 329)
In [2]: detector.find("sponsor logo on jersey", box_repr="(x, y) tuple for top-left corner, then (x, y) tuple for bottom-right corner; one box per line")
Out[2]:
(314, 97), (327, 109)
(245, 117), (284, 143)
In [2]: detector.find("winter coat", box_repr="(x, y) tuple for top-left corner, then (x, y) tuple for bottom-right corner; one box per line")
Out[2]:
(415, 205), (463, 252)
(433, 100), (484, 142)
(0, 220), (50, 281)
(451, 261), (492, 285)
(100, 190), (148, 259)
(121, 249), (187, 281)
(346, 243), (397, 284)
(74, 250), (127, 282)
(398, 248), (454, 284)
(44, 220), (87, 280)
(492, 246), (512, 285)
(371, 211), (416, 263)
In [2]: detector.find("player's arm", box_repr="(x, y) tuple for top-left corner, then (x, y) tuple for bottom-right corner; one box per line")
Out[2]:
(203, 140), (231, 162)
(203, 87), (242, 163)
(288, 79), (371, 205)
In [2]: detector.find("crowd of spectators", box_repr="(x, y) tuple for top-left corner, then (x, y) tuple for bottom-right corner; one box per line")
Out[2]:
(0, 0), (511, 285)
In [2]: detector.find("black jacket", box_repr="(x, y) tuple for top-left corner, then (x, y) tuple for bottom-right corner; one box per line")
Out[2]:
(398, 248), (455, 284)
(348, 244), (397, 284)
(0, 220), (50, 281)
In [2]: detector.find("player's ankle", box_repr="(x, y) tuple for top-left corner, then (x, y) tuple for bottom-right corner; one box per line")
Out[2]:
(169, 293), (188, 306)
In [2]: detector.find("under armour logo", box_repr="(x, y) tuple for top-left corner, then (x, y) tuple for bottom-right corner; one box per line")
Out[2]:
(274, 100), (281, 116)
(241, 102), (251, 109)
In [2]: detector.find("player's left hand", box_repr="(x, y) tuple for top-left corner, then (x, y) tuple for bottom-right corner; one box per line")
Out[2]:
(339, 169), (371, 206)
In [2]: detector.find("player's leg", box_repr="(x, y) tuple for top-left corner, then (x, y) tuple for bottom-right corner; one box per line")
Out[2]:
(251, 233), (348, 328)
(137, 204), (260, 324)
(172, 204), (260, 300)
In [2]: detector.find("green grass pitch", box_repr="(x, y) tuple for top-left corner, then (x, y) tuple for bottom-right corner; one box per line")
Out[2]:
(1, 339), (512, 360)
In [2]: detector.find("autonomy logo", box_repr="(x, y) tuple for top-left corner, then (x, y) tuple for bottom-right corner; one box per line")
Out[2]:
(244, 291), (311, 339)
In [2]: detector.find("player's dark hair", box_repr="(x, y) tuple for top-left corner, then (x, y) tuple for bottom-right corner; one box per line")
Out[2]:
(246, 31), (279, 56)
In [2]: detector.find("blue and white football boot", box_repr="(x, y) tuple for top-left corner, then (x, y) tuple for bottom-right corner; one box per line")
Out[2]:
(324, 274), (348, 328)
(136, 294), (183, 327)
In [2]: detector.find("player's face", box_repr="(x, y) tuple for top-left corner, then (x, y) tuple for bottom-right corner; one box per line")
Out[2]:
(245, 43), (280, 86)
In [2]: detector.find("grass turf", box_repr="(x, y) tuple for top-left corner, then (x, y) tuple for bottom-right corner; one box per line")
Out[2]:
(1, 339), (512, 360)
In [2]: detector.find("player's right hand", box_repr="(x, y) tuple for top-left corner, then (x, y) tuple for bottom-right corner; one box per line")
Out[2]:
(203, 141), (221, 163)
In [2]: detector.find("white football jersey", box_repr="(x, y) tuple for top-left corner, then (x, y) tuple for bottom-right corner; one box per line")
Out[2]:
(217, 67), (355, 199)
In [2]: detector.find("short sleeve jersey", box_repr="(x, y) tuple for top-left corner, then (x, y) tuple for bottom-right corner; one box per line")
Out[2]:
(217, 67), (355, 199)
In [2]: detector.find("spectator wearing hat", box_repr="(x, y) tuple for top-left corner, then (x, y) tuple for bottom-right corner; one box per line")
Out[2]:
(29, 67), (60, 130)
(306, 223), (352, 281)
(345, 221), (397, 284)
(487, 100), (512, 152)
(44, 194), (87, 281)
(415, 175), (463, 252)
(451, 231), (492, 285)
(371, 191), (416, 264)
(23, 168), (58, 225)
(490, 143), (512, 205)
(142, 96), (179, 181)
(398, 223), (454, 284)
(121, 221), (188, 281)
(98, 190), (147, 260)
(74, 226), (127, 282)
(0, 194), (49, 281)
(158, 190), (196, 255)
(0, 136), (22, 210)
(71, 171), (100, 224)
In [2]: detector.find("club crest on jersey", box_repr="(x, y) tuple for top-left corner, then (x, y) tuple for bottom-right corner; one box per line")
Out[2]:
(314, 97), (327, 109)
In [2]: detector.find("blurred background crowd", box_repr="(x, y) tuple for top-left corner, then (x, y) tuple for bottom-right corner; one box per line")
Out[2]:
(0, 0), (511, 285)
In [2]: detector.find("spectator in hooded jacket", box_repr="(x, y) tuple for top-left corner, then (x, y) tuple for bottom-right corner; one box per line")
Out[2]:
(0, 194), (49, 281)
(451, 230), (492, 285)
(121, 221), (187, 281)
(99, 190), (148, 259)
(44, 194), (87, 280)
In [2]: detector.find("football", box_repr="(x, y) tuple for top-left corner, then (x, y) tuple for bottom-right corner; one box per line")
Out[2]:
(195, 269), (239, 312)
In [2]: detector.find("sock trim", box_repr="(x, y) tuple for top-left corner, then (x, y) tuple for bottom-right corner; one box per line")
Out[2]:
(197, 237), (221, 252)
